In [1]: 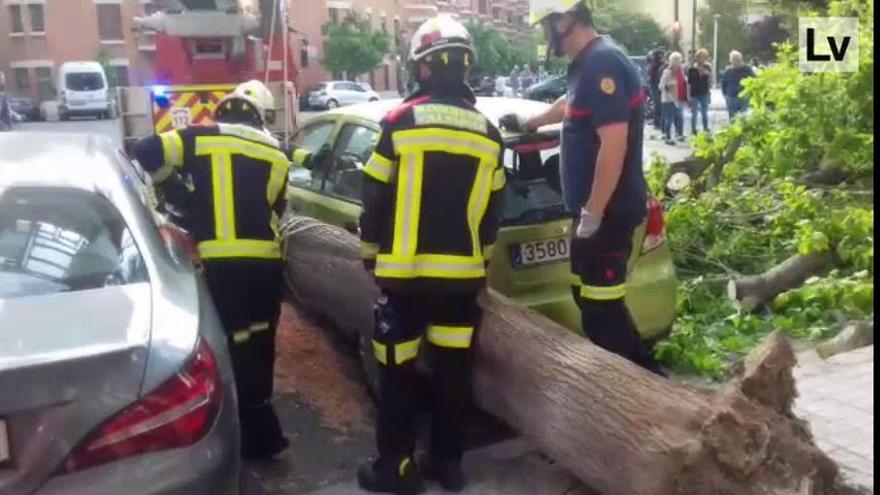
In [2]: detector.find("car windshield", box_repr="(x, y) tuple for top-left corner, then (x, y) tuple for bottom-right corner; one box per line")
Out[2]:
(65, 72), (105, 91)
(0, 187), (148, 298)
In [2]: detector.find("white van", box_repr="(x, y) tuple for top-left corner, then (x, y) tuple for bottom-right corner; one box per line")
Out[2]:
(57, 61), (112, 120)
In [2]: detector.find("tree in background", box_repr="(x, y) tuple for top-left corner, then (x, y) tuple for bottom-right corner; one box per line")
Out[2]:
(593, 6), (668, 55)
(465, 20), (540, 79)
(322, 13), (391, 80)
(95, 50), (118, 88)
(749, 15), (789, 63)
(698, 0), (753, 69)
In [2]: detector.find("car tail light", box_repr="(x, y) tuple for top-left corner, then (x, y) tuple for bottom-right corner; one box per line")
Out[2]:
(159, 223), (201, 265)
(62, 339), (221, 473)
(642, 196), (667, 254)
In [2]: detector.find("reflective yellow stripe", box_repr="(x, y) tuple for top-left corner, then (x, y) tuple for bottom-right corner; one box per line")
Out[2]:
(197, 239), (281, 259)
(579, 284), (627, 301)
(196, 136), (289, 165)
(466, 157), (495, 257)
(375, 254), (485, 279)
(373, 340), (388, 365)
(399, 457), (412, 477)
(393, 151), (423, 257)
(151, 163), (176, 184)
(233, 330), (250, 344)
(483, 244), (495, 259)
(427, 325), (474, 349)
(363, 152), (394, 183)
(159, 130), (184, 168)
(361, 241), (379, 259)
(267, 157), (288, 207)
(395, 337), (421, 364)
(207, 151), (235, 240)
(492, 167), (506, 191)
(250, 321), (270, 333)
(392, 128), (501, 161)
(217, 122), (280, 148)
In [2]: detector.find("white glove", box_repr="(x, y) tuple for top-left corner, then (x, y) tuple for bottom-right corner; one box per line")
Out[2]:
(575, 209), (602, 239)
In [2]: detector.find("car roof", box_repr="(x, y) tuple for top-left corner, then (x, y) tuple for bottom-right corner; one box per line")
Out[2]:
(0, 133), (127, 195)
(324, 97), (556, 130)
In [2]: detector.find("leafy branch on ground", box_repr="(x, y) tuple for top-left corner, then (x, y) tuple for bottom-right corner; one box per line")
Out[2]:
(652, 0), (874, 379)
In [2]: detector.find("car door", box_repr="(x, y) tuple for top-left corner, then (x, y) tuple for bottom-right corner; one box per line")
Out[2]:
(287, 118), (340, 219)
(332, 82), (351, 105)
(350, 83), (370, 104)
(319, 122), (380, 233)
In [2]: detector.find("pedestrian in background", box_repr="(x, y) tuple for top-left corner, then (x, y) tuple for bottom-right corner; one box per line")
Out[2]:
(520, 64), (535, 92)
(0, 71), (12, 131)
(659, 51), (687, 145)
(687, 48), (712, 135)
(509, 65), (521, 96)
(647, 48), (666, 129)
(721, 50), (756, 120)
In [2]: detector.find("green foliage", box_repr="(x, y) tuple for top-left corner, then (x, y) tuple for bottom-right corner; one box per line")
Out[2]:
(654, 0), (873, 379)
(697, 0), (754, 65)
(465, 21), (541, 78)
(593, 5), (668, 55)
(94, 50), (118, 88)
(322, 14), (392, 78)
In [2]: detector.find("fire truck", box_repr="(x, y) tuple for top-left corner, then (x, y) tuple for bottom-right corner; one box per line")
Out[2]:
(118, 0), (299, 153)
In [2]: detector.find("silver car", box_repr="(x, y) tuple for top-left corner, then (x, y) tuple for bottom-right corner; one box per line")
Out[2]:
(0, 133), (240, 494)
(307, 81), (381, 110)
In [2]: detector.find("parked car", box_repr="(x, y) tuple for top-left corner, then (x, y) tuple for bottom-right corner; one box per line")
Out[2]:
(523, 75), (567, 103)
(57, 61), (114, 120)
(286, 98), (677, 345)
(306, 81), (381, 110)
(469, 76), (496, 97)
(8, 96), (40, 121)
(0, 133), (240, 495)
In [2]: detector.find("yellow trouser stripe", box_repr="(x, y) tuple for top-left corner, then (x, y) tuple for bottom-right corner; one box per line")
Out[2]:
(197, 239), (281, 259)
(395, 338), (421, 364)
(159, 130), (184, 168)
(361, 241), (379, 259)
(578, 283), (627, 301)
(375, 254), (486, 279)
(231, 321), (272, 344)
(363, 152), (394, 183)
(427, 325), (474, 349)
(373, 340), (388, 365)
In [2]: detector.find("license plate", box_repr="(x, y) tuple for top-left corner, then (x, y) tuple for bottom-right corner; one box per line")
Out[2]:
(0, 419), (10, 465)
(512, 237), (570, 267)
(171, 108), (191, 129)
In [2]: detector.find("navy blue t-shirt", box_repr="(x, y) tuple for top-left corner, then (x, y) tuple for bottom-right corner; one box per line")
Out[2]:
(561, 36), (647, 227)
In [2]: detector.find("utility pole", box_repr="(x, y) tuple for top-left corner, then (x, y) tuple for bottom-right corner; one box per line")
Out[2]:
(713, 14), (721, 86)
(691, 0), (698, 58)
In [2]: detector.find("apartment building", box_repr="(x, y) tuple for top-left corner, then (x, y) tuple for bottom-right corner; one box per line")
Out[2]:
(0, 0), (159, 102)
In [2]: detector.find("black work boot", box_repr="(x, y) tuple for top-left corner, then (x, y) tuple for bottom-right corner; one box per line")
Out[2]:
(421, 457), (465, 492)
(357, 457), (425, 495)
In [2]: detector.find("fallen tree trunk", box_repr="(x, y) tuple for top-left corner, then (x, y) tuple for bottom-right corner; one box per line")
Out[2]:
(727, 251), (833, 311)
(282, 215), (862, 495)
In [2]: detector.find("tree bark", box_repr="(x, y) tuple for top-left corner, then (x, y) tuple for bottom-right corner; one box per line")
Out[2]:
(282, 215), (863, 495)
(727, 251), (833, 311)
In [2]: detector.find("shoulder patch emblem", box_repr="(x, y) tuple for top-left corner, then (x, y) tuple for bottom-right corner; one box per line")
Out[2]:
(600, 77), (616, 95)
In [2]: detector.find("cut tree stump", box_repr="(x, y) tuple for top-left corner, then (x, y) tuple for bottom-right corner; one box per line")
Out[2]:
(282, 215), (864, 495)
(727, 251), (833, 311)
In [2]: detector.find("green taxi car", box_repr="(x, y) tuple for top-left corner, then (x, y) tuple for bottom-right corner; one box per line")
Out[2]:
(287, 98), (677, 340)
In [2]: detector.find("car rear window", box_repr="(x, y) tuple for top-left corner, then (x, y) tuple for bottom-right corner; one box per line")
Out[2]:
(501, 140), (568, 225)
(0, 188), (148, 299)
(65, 72), (105, 91)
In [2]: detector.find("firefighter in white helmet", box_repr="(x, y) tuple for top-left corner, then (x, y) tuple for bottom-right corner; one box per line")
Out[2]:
(500, 0), (665, 375)
(134, 79), (291, 460)
(356, 15), (506, 494)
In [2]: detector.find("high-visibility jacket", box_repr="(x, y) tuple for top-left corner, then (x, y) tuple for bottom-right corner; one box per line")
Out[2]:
(135, 123), (290, 260)
(360, 87), (506, 293)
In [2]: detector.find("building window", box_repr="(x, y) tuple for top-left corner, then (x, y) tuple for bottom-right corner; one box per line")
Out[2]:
(97, 4), (124, 41)
(14, 68), (30, 93)
(28, 4), (45, 32)
(35, 67), (55, 101)
(492, 7), (500, 19)
(478, 0), (488, 15)
(329, 8), (339, 24)
(9, 5), (24, 33)
(300, 40), (310, 68)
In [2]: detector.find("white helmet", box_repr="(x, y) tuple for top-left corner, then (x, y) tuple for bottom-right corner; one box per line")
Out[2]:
(529, 0), (590, 26)
(215, 80), (275, 127)
(408, 15), (476, 65)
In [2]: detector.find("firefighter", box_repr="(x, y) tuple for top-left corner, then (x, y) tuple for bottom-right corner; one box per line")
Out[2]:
(501, 0), (665, 376)
(134, 80), (291, 460)
(357, 15), (506, 494)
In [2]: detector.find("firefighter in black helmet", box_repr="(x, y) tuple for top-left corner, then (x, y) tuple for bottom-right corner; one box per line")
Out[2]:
(134, 80), (290, 460)
(357, 15), (506, 494)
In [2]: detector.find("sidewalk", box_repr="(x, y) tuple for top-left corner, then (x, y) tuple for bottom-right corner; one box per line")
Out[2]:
(794, 346), (875, 492)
